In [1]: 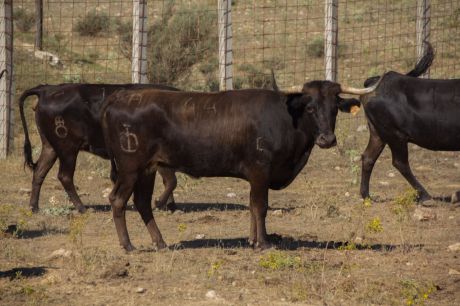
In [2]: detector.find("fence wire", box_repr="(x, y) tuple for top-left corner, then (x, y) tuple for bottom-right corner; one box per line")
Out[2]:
(6, 0), (460, 157)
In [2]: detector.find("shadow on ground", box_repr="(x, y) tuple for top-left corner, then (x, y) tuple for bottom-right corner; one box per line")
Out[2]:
(173, 202), (247, 212)
(4, 225), (68, 239)
(171, 234), (423, 252)
(0, 267), (47, 280)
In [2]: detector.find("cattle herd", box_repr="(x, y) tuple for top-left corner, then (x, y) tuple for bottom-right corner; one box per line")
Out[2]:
(18, 42), (460, 251)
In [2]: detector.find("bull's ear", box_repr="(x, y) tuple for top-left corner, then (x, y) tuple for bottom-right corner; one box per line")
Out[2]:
(338, 97), (361, 113)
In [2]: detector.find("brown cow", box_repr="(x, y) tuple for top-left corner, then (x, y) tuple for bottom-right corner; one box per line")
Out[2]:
(101, 79), (381, 251)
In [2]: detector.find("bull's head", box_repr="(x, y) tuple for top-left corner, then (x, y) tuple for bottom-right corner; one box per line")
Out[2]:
(285, 77), (382, 148)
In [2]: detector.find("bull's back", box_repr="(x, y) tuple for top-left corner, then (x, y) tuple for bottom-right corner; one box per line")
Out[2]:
(366, 76), (460, 150)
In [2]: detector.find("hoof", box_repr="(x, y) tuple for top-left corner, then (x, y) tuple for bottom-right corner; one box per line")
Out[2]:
(154, 199), (167, 210)
(30, 206), (39, 214)
(123, 244), (136, 252)
(154, 240), (167, 251)
(419, 199), (438, 207)
(76, 206), (87, 214)
(166, 202), (177, 212)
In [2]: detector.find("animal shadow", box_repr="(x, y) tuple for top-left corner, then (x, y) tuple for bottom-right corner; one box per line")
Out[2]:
(4, 225), (68, 239)
(0, 267), (47, 280)
(172, 234), (420, 252)
(172, 202), (248, 212)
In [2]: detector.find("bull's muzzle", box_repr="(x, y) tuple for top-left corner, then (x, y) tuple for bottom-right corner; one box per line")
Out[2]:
(315, 133), (337, 149)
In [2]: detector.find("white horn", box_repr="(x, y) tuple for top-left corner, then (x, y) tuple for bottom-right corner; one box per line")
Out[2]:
(340, 73), (385, 95)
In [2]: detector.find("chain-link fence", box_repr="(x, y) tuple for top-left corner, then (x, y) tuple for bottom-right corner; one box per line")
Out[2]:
(1, 0), (459, 157)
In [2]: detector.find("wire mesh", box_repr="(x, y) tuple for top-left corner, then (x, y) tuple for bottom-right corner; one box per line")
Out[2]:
(5, 0), (460, 157)
(14, 0), (133, 91)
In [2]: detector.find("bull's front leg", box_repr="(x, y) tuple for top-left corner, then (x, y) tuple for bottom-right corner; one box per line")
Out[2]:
(360, 124), (386, 199)
(249, 178), (271, 250)
(109, 172), (138, 251)
(133, 172), (167, 250)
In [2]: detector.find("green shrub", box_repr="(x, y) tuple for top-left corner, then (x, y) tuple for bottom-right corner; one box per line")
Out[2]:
(238, 64), (272, 89)
(306, 37), (348, 58)
(148, 3), (217, 84)
(306, 37), (324, 58)
(13, 8), (35, 32)
(259, 251), (302, 270)
(75, 10), (110, 37)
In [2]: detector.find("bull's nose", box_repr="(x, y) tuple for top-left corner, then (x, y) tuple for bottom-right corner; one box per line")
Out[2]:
(316, 134), (337, 148)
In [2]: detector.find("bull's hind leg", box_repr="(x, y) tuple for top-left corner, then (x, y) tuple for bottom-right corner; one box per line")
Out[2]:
(155, 167), (177, 211)
(109, 172), (138, 251)
(388, 142), (431, 202)
(360, 122), (386, 199)
(133, 172), (167, 250)
(57, 150), (86, 213)
(249, 176), (271, 250)
(29, 141), (57, 212)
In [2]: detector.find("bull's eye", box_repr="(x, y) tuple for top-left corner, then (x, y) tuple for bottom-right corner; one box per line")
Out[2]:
(306, 106), (315, 113)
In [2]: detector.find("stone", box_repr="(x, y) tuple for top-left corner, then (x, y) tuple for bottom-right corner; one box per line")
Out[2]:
(100, 261), (129, 279)
(19, 188), (31, 194)
(354, 236), (363, 244)
(356, 125), (368, 132)
(345, 192), (350, 197)
(226, 192), (236, 198)
(448, 268), (460, 275)
(195, 234), (205, 239)
(379, 181), (390, 186)
(448, 242), (460, 252)
(205, 290), (217, 299)
(102, 187), (111, 198)
(48, 248), (72, 260)
(413, 207), (437, 221)
(387, 172), (395, 178)
(271, 209), (283, 216)
(135, 287), (146, 294)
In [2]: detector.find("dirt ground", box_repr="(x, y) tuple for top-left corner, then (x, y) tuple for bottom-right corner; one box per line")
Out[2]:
(1, 125), (460, 305)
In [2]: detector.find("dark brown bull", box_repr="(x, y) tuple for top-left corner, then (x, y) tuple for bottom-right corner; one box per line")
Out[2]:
(101, 80), (381, 251)
(19, 83), (179, 213)
(359, 42), (460, 203)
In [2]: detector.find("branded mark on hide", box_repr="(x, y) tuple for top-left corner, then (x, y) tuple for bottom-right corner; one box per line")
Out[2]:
(120, 124), (139, 153)
(54, 116), (68, 138)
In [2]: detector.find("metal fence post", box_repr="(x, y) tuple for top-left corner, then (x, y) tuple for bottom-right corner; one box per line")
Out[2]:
(416, 0), (431, 78)
(35, 0), (43, 50)
(0, 0), (13, 158)
(218, 0), (233, 91)
(132, 0), (148, 84)
(325, 0), (338, 82)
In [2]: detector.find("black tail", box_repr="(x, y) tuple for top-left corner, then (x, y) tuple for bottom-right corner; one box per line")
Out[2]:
(19, 86), (44, 170)
(0, 69), (6, 79)
(364, 41), (435, 87)
(406, 41), (434, 77)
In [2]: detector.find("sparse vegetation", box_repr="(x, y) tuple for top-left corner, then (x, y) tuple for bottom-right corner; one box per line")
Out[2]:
(69, 213), (90, 247)
(13, 8), (35, 32)
(75, 10), (111, 37)
(366, 217), (383, 233)
(3, 1), (459, 305)
(148, 3), (217, 85)
(392, 188), (417, 220)
(259, 251), (302, 270)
